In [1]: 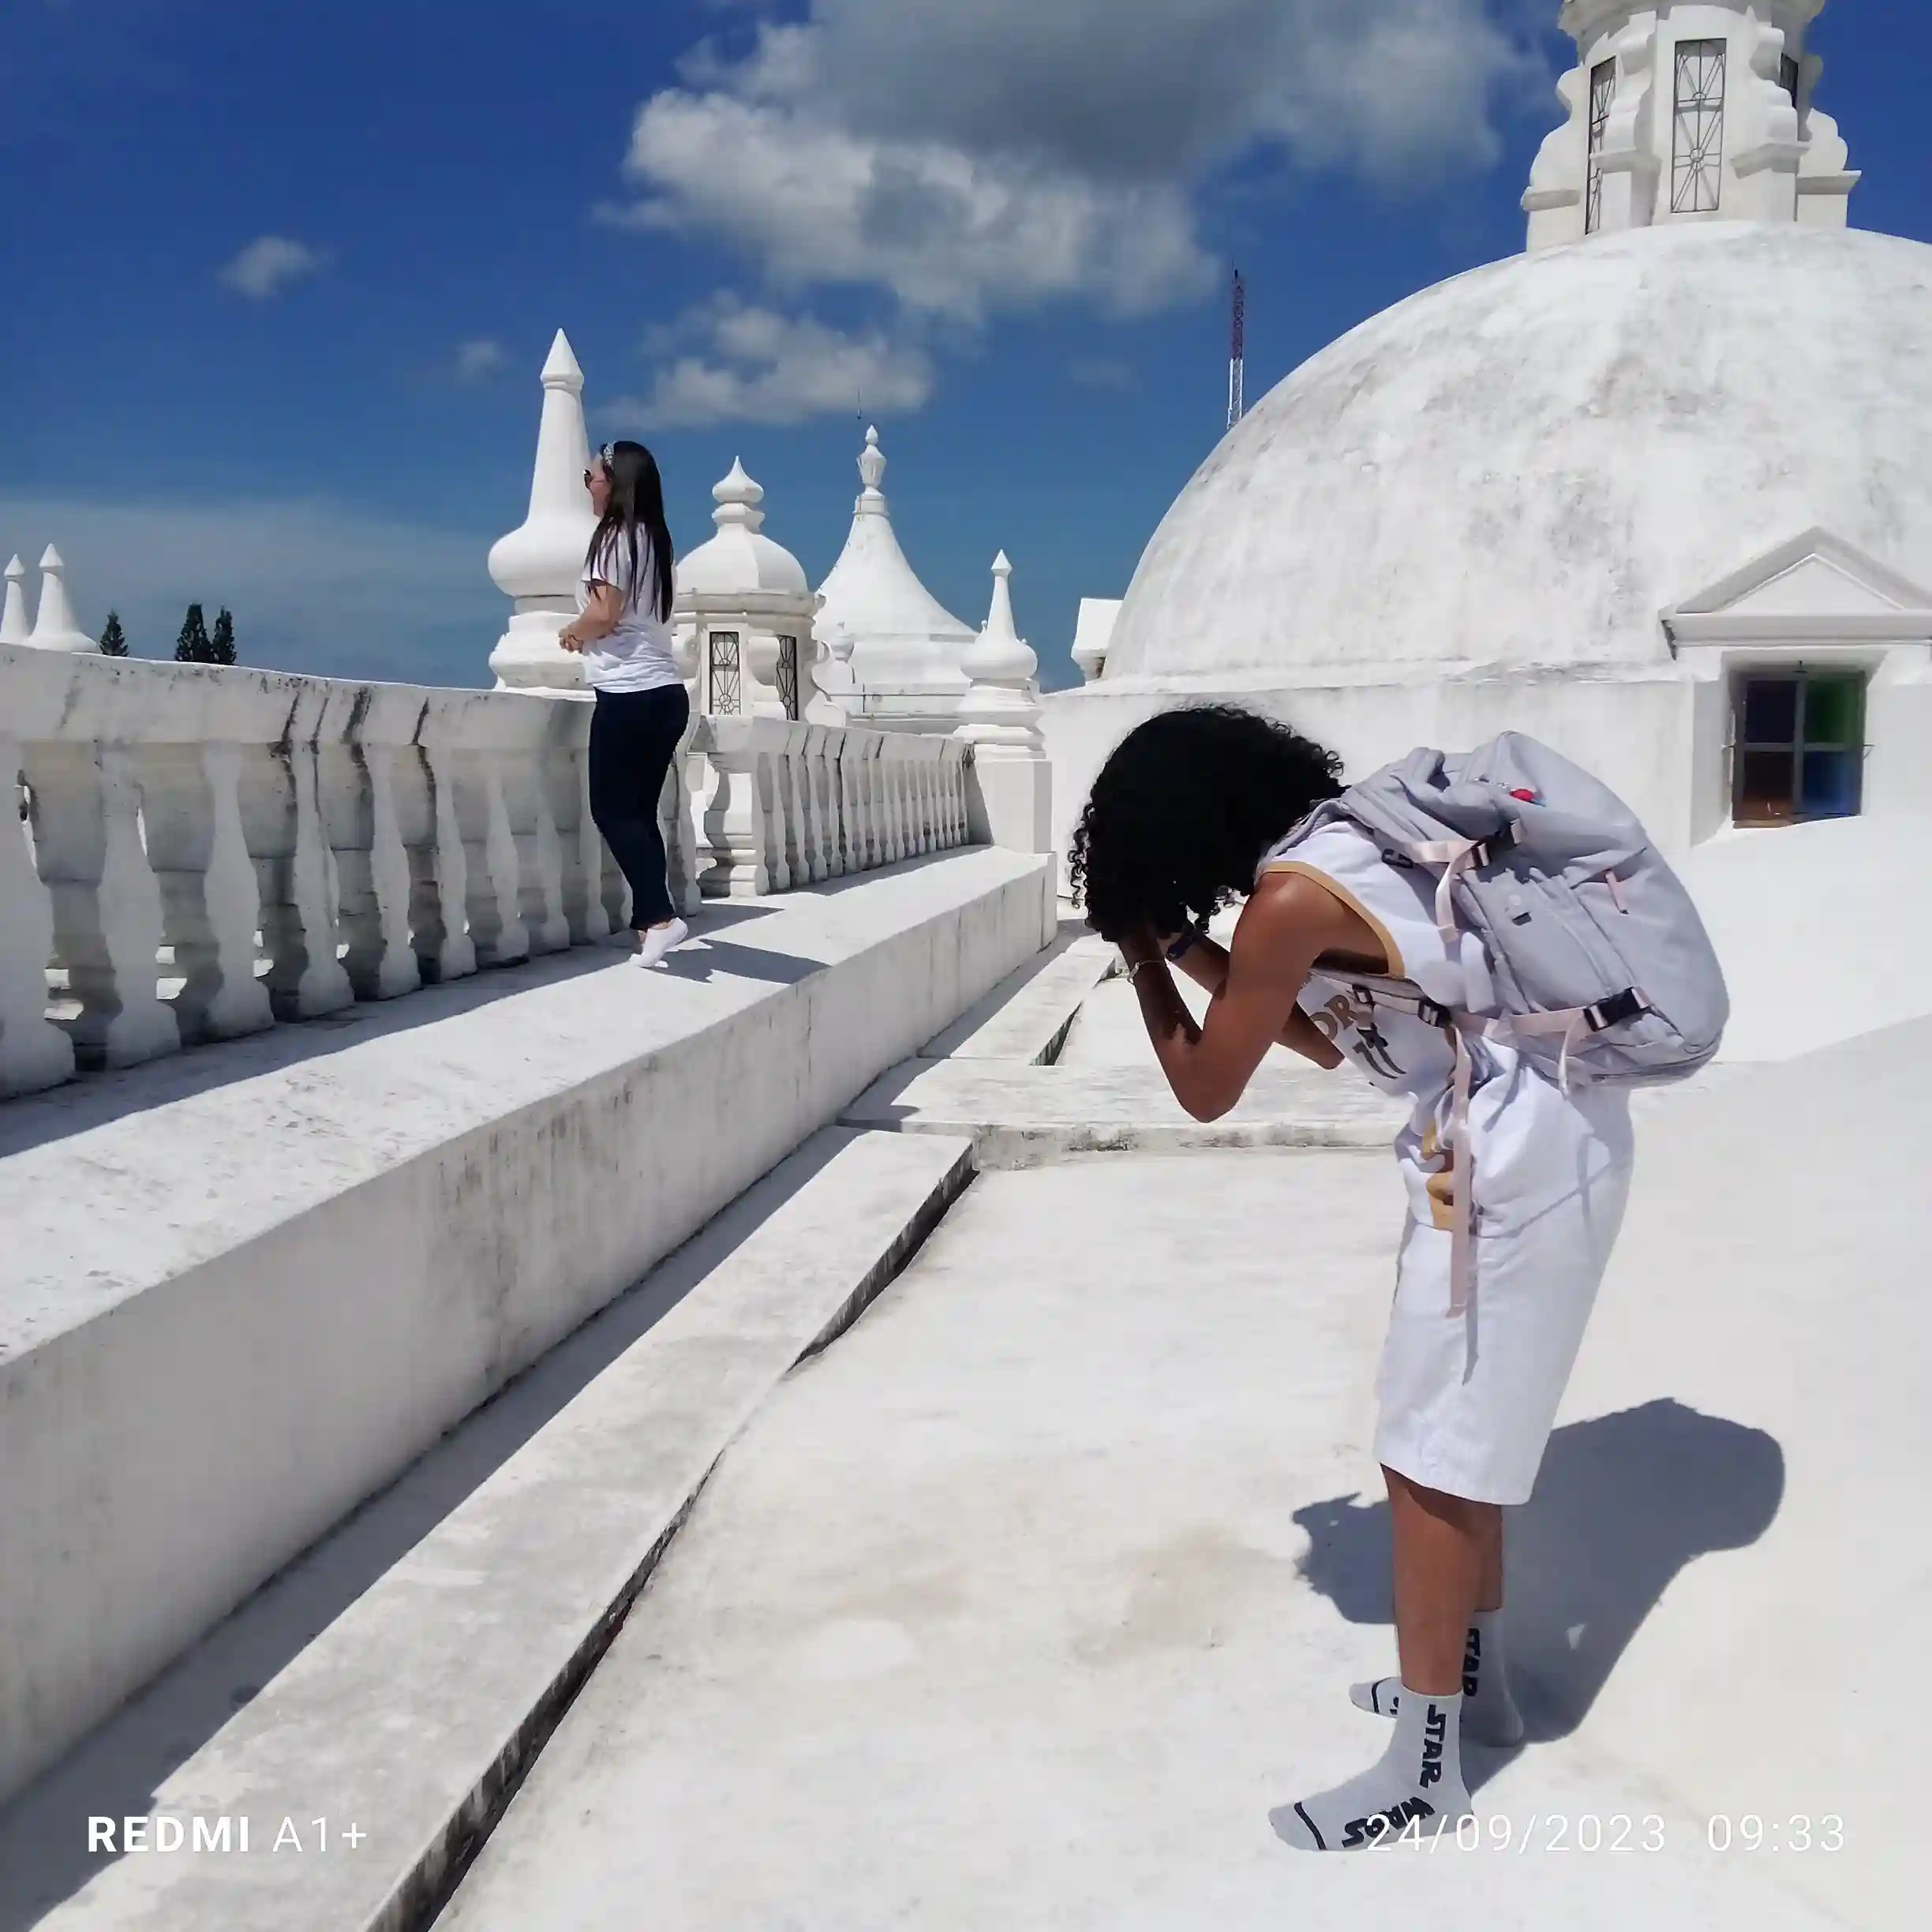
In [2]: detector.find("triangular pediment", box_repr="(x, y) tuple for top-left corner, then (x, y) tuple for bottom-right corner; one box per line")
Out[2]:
(1669, 527), (1932, 621)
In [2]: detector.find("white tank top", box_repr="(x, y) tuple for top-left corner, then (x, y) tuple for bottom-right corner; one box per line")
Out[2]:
(1260, 820), (1489, 1104)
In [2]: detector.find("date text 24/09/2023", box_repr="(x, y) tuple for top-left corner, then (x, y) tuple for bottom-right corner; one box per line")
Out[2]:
(1379, 1814), (1847, 1852)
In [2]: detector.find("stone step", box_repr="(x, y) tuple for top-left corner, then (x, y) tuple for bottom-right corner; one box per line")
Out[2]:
(842, 1056), (1405, 1166)
(919, 926), (1118, 1066)
(1, 1127), (976, 1932)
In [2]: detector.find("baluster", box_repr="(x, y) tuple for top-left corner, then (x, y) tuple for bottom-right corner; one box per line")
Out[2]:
(882, 743), (907, 864)
(322, 720), (421, 1003)
(25, 742), (180, 1069)
(555, 708), (611, 945)
(779, 722), (811, 888)
(757, 721), (791, 893)
(246, 728), (354, 1020)
(412, 737), (476, 982)
(861, 732), (885, 871)
(514, 745), (571, 954)
(456, 750), (530, 967)
(940, 742), (957, 847)
(698, 717), (770, 897)
(915, 743), (937, 853)
(0, 741), (76, 1096)
(140, 741), (275, 1042)
(829, 732), (853, 876)
(805, 724), (834, 882)
(348, 740), (421, 998)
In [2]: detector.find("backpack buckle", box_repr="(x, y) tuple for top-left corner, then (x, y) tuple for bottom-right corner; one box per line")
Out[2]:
(1585, 989), (1646, 1032)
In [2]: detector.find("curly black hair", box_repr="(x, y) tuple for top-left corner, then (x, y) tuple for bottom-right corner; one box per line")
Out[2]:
(1069, 705), (1344, 942)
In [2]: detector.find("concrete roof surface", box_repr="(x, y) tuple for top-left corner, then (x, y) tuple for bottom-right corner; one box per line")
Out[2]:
(440, 1017), (1925, 1929)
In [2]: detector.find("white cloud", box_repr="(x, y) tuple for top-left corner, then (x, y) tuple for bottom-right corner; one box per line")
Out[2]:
(614, 299), (934, 429)
(616, 2), (1546, 326)
(218, 235), (328, 301)
(452, 338), (508, 384)
(0, 496), (497, 687)
(621, 88), (1211, 327)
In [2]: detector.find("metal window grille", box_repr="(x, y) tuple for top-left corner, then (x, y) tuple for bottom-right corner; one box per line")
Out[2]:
(775, 636), (799, 721)
(708, 630), (742, 715)
(1730, 668), (1867, 826)
(1586, 58), (1616, 234)
(1672, 39), (1727, 215)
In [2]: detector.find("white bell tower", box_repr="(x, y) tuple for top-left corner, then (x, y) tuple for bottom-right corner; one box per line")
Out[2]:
(1522, 2), (1858, 252)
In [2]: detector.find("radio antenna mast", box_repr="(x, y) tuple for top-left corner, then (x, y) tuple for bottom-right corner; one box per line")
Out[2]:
(1227, 269), (1246, 432)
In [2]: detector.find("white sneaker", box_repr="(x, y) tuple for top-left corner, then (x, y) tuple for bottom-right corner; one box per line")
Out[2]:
(633, 918), (689, 969)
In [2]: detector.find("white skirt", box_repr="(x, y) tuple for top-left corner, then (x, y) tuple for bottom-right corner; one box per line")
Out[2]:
(1373, 1061), (1634, 1507)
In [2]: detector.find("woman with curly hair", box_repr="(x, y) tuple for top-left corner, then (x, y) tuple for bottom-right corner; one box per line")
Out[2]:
(1073, 705), (1633, 1852)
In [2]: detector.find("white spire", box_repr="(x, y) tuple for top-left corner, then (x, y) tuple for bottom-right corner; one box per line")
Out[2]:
(815, 425), (975, 727)
(954, 550), (1050, 854)
(25, 546), (98, 654)
(0, 556), (28, 646)
(487, 328), (598, 690)
(1525, 2), (1855, 252)
(956, 550), (1043, 752)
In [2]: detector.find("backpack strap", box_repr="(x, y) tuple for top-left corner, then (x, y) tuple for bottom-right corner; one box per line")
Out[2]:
(1401, 823), (1524, 947)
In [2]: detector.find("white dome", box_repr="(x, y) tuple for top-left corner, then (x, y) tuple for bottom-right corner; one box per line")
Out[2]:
(1103, 223), (1932, 687)
(675, 459), (810, 598)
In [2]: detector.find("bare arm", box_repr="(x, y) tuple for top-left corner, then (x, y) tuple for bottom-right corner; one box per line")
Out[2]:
(1161, 929), (1345, 1073)
(1127, 874), (1366, 1121)
(559, 582), (623, 655)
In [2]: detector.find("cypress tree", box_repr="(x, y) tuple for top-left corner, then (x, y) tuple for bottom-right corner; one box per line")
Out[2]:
(98, 611), (129, 657)
(175, 603), (211, 663)
(209, 608), (236, 665)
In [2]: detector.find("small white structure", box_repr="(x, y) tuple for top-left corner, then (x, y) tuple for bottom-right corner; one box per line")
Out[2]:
(1070, 598), (1121, 685)
(815, 428), (976, 735)
(488, 331), (597, 692)
(8, 548), (99, 655)
(0, 558), (28, 646)
(674, 459), (832, 723)
(1524, 1), (1857, 250)
(957, 552), (1050, 854)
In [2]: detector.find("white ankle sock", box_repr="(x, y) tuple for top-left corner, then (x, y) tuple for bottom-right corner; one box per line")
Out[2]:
(1349, 1610), (1524, 1747)
(633, 918), (688, 969)
(1271, 1685), (1471, 1851)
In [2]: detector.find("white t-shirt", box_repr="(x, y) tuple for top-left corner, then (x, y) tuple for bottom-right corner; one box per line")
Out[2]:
(578, 530), (682, 695)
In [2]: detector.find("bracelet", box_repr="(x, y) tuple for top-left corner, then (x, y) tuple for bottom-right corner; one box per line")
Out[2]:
(1166, 926), (1204, 964)
(1125, 954), (1165, 985)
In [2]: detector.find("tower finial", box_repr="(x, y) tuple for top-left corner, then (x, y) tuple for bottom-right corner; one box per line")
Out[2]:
(857, 424), (887, 504)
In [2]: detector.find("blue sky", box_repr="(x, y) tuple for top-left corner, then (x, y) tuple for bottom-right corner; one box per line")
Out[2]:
(3, 0), (1926, 690)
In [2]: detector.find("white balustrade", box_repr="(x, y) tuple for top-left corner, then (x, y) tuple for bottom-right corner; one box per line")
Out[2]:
(0, 647), (983, 1099)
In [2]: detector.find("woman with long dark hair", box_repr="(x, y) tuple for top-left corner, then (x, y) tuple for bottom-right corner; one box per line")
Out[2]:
(559, 440), (689, 968)
(1073, 705), (1634, 1851)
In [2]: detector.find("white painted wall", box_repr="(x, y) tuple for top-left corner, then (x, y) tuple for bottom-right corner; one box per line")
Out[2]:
(1046, 668), (1696, 881)
(0, 850), (1055, 1805)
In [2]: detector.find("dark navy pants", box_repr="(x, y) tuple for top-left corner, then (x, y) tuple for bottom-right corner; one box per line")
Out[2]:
(587, 683), (690, 929)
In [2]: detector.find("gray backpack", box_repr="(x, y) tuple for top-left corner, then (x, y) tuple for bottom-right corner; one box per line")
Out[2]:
(1275, 732), (1729, 1090)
